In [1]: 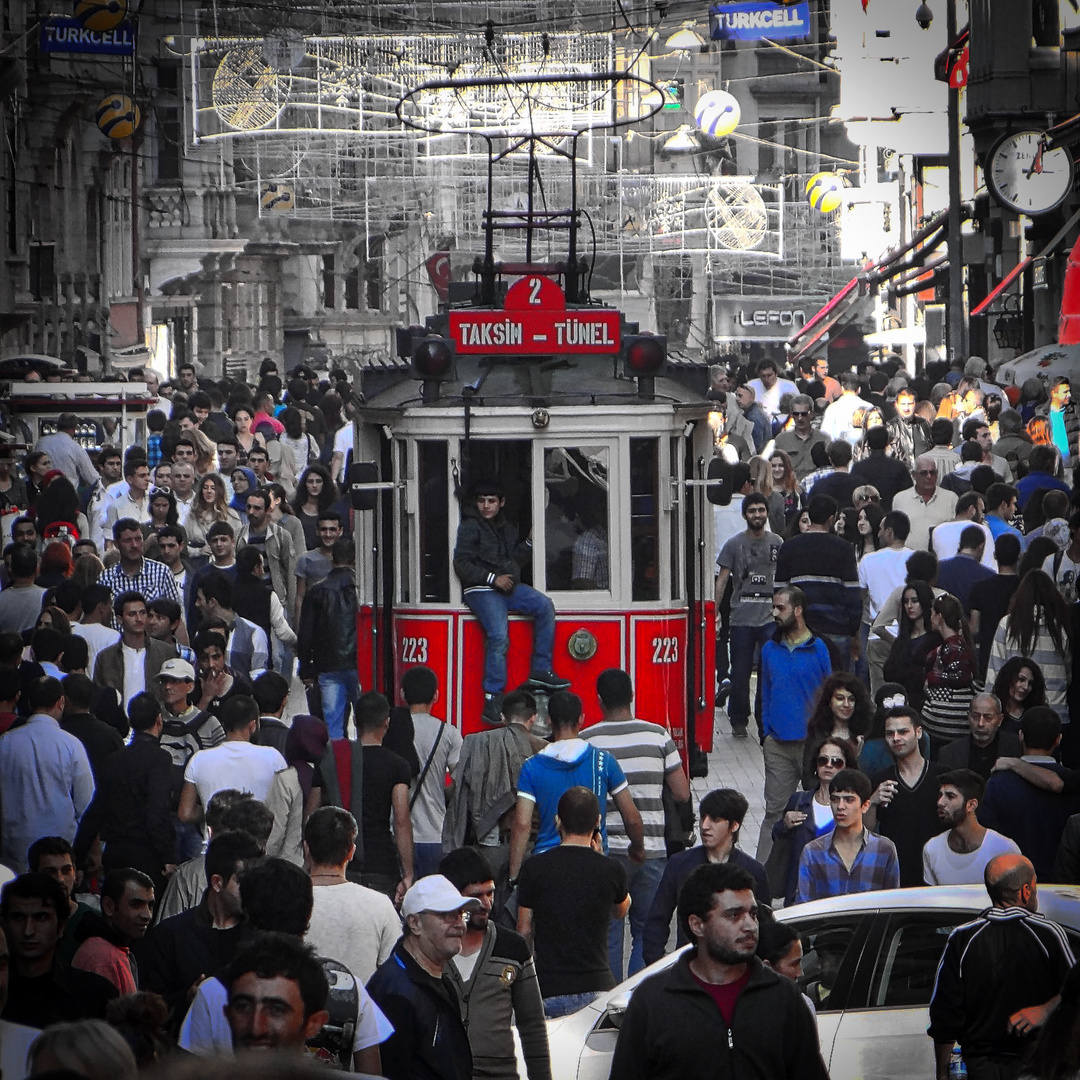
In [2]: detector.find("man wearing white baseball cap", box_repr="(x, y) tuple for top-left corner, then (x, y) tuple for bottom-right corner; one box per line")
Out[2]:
(367, 875), (481, 1080)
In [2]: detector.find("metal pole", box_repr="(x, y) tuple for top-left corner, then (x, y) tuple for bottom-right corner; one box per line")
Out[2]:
(947, 0), (967, 361)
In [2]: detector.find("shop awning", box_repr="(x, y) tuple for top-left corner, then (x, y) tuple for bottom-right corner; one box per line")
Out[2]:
(786, 208), (955, 361)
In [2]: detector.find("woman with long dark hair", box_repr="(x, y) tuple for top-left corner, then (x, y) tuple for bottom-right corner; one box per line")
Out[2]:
(882, 580), (942, 710)
(800, 671), (873, 786)
(855, 503), (885, 560)
(24, 450), (52, 511)
(921, 593), (979, 753)
(35, 472), (89, 542)
(186, 472), (241, 547)
(992, 657), (1048, 735)
(986, 569), (1072, 725)
(291, 463), (339, 550)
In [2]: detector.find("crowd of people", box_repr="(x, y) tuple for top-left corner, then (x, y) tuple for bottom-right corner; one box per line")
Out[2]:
(3, 350), (1080, 1080)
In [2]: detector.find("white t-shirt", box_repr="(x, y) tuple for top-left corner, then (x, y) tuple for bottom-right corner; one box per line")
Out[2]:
(72, 622), (120, 678)
(931, 520), (996, 570)
(305, 881), (401, 984)
(409, 714), (463, 844)
(183, 741), (286, 807)
(748, 377), (799, 420)
(858, 547), (912, 620)
(922, 828), (1021, 886)
(332, 424), (354, 481)
(178, 969), (392, 1057)
(1044, 551), (1080, 605)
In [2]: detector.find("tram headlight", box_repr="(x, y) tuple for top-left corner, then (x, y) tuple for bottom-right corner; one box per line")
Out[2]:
(622, 333), (666, 376)
(411, 335), (456, 382)
(621, 333), (666, 399)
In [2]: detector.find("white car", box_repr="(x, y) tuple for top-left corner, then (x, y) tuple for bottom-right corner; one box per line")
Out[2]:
(545, 885), (1080, 1080)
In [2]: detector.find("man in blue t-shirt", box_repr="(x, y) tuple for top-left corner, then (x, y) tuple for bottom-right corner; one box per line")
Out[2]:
(508, 691), (644, 888)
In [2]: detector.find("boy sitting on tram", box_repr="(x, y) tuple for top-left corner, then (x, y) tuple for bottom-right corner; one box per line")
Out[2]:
(453, 478), (569, 723)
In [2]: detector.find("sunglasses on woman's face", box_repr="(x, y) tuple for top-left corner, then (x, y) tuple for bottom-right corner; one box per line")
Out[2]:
(817, 755), (845, 768)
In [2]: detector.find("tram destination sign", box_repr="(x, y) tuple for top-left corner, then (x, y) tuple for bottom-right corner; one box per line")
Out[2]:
(449, 274), (622, 355)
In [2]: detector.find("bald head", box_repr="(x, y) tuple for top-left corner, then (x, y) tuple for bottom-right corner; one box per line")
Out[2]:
(968, 693), (1003, 748)
(985, 854), (1036, 910)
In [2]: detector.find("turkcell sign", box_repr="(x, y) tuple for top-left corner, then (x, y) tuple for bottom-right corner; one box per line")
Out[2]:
(449, 308), (621, 355)
(709, 2), (812, 41)
(40, 17), (137, 56)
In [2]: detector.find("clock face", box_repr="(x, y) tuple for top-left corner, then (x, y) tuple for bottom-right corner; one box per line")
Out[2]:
(987, 131), (1074, 215)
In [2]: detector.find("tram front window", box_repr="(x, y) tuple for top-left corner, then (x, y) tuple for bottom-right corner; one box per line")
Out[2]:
(544, 446), (609, 591)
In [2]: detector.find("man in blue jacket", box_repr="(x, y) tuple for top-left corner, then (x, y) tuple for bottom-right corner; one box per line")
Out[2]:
(755, 585), (832, 862)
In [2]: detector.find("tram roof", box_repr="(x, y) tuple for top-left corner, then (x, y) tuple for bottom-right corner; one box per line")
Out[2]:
(358, 352), (714, 420)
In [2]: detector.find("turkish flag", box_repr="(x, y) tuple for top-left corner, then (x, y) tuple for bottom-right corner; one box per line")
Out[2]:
(949, 44), (969, 88)
(426, 252), (451, 302)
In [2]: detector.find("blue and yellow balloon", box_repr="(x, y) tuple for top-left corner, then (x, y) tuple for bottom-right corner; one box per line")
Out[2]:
(95, 94), (141, 140)
(805, 172), (846, 214)
(75, 0), (127, 31)
(694, 90), (741, 138)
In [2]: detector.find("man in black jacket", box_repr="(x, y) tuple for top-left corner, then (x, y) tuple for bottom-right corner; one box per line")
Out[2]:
(885, 386), (932, 472)
(298, 538), (359, 739)
(611, 862), (827, 1080)
(938, 693), (1022, 781)
(928, 854), (1075, 1080)
(367, 874), (480, 1080)
(74, 691), (177, 893)
(453, 479), (567, 723)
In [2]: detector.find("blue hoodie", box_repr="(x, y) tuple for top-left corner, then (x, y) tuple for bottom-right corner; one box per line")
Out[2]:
(516, 739), (627, 854)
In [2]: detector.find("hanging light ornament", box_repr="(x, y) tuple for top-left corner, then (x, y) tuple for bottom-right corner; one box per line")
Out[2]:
(805, 171), (847, 214)
(693, 90), (741, 138)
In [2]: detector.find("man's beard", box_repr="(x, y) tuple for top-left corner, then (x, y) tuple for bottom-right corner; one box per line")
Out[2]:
(703, 937), (757, 965)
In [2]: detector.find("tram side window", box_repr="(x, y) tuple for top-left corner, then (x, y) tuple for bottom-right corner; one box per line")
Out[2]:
(418, 441), (449, 603)
(630, 438), (660, 602)
(544, 446), (609, 591)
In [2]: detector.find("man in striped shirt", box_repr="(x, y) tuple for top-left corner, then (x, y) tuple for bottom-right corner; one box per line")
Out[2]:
(583, 668), (692, 980)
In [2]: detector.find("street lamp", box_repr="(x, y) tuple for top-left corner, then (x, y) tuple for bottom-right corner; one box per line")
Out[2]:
(916, 0), (967, 362)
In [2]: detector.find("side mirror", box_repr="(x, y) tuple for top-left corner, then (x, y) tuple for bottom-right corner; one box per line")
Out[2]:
(706, 457), (733, 506)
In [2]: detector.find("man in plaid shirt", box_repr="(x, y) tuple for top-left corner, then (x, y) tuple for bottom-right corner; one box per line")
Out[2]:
(99, 518), (183, 621)
(795, 768), (900, 903)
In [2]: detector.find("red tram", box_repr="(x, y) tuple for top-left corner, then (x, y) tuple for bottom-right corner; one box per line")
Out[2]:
(347, 70), (719, 769)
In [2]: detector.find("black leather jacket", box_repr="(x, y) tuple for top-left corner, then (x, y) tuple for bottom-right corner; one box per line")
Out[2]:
(298, 566), (357, 676)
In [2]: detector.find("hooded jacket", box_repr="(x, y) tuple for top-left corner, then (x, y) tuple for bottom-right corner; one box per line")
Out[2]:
(515, 738), (627, 855)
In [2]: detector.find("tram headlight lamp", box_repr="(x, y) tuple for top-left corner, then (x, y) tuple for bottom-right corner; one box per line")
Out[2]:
(621, 332), (666, 399)
(622, 333), (666, 375)
(412, 335), (456, 380)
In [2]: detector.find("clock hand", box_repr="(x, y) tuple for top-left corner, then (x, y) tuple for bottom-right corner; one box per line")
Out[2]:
(1026, 143), (1046, 179)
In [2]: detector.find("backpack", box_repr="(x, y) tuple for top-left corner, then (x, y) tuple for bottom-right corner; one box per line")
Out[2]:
(307, 957), (360, 1069)
(159, 709), (215, 799)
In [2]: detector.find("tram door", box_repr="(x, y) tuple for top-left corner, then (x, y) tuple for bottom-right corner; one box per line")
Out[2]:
(365, 425), (708, 758)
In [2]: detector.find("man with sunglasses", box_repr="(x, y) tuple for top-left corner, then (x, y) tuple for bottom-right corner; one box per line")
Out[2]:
(893, 455), (959, 552)
(774, 394), (831, 480)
